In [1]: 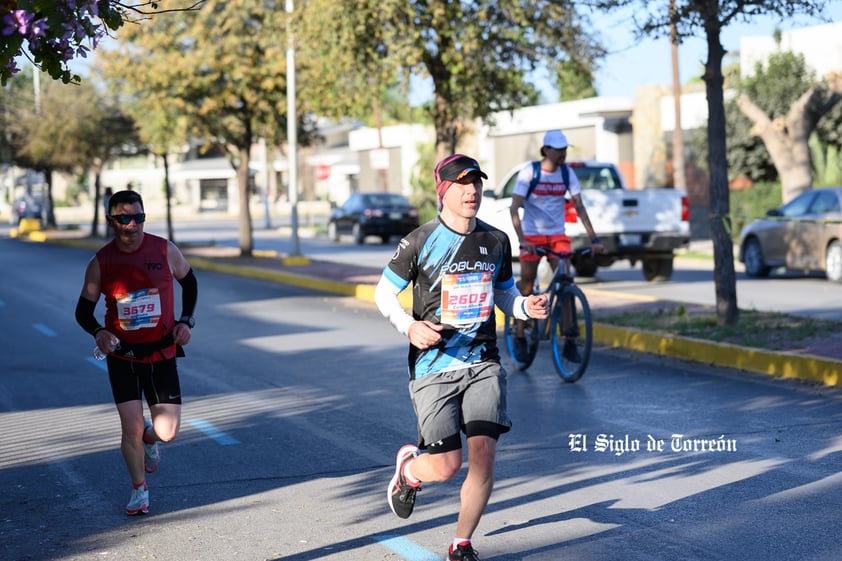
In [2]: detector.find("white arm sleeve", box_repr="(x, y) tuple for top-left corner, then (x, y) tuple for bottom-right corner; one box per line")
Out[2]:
(494, 285), (529, 320)
(374, 275), (415, 336)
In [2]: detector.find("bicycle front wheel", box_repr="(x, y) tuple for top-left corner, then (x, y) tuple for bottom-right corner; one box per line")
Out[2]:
(504, 313), (540, 371)
(550, 284), (592, 382)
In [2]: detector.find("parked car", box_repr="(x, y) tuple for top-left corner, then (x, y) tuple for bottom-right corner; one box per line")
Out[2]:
(11, 194), (44, 225)
(739, 186), (842, 282)
(328, 192), (420, 244)
(477, 160), (689, 281)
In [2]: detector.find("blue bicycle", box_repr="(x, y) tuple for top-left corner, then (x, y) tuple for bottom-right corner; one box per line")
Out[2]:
(504, 247), (593, 383)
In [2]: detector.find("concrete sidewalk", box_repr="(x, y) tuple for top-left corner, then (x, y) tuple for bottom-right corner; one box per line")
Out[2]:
(27, 231), (842, 388)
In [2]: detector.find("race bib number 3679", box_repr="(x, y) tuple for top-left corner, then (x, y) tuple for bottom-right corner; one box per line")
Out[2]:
(116, 288), (162, 330)
(441, 272), (493, 326)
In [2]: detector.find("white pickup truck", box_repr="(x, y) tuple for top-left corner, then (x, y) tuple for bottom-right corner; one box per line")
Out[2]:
(477, 160), (690, 281)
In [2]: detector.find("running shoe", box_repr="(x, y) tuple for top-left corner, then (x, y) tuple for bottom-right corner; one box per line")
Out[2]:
(143, 418), (160, 473)
(512, 336), (529, 362)
(562, 339), (581, 363)
(387, 444), (420, 519)
(126, 483), (149, 515)
(449, 542), (480, 561)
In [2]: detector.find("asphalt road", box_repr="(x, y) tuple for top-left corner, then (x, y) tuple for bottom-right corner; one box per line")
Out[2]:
(2, 237), (842, 561)
(11, 215), (842, 321)
(165, 217), (842, 321)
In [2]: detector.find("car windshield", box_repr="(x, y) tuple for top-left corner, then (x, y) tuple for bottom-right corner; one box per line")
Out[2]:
(779, 191), (814, 218)
(809, 190), (841, 215)
(571, 164), (622, 191)
(774, 189), (842, 219)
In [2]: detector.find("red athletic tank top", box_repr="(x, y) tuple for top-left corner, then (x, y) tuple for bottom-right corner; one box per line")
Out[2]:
(97, 233), (176, 362)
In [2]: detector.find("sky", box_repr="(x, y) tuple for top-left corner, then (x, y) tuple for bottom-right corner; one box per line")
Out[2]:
(589, 3), (842, 99)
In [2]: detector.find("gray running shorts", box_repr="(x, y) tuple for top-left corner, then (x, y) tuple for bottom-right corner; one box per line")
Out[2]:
(409, 361), (512, 449)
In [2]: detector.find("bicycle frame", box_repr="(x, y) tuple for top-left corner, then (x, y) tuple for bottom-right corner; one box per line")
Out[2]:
(504, 246), (593, 382)
(534, 249), (577, 338)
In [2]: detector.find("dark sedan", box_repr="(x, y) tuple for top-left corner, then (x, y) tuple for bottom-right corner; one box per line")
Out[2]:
(328, 192), (420, 244)
(738, 186), (842, 282)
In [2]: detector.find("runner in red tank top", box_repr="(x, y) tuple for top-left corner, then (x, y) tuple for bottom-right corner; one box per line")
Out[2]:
(75, 189), (198, 515)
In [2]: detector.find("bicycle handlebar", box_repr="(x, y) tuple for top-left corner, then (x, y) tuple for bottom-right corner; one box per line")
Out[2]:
(534, 246), (592, 260)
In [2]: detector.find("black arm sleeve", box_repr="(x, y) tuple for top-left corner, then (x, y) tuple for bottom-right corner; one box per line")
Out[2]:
(75, 296), (103, 336)
(176, 268), (198, 317)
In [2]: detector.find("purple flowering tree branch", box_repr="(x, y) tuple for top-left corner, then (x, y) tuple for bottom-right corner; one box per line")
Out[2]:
(0, 1), (203, 85)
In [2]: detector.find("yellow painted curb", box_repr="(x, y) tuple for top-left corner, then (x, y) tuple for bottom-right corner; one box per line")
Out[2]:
(253, 249), (279, 258)
(594, 323), (841, 387)
(18, 218), (42, 233)
(280, 255), (311, 266)
(188, 256), (355, 295)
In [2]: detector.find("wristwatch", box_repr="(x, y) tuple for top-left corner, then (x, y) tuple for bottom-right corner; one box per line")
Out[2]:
(178, 315), (196, 328)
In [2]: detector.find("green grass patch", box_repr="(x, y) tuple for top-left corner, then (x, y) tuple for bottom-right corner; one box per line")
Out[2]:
(598, 305), (838, 351)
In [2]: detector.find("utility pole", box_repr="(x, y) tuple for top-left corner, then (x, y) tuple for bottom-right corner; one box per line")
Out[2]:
(670, 0), (687, 192)
(286, 0), (300, 256)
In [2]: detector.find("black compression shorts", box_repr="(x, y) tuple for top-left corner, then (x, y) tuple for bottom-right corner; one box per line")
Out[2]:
(106, 356), (182, 406)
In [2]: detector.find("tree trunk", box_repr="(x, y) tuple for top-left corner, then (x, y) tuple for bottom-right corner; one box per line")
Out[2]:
(703, 20), (738, 326)
(737, 82), (842, 203)
(163, 153), (174, 243)
(237, 145), (254, 257)
(434, 91), (459, 160)
(43, 168), (56, 228)
(90, 172), (102, 239)
(737, 92), (812, 203)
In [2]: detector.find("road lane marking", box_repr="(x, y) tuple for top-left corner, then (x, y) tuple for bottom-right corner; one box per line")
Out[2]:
(32, 323), (57, 337)
(86, 357), (108, 371)
(374, 534), (440, 561)
(188, 418), (240, 445)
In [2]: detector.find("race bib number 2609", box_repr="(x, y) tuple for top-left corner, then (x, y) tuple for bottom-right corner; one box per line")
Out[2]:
(441, 272), (493, 327)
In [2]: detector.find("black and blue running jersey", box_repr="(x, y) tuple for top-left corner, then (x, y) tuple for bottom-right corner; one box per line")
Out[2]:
(381, 217), (516, 379)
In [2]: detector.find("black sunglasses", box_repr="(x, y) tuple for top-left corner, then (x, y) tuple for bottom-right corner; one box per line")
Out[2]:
(110, 213), (146, 225)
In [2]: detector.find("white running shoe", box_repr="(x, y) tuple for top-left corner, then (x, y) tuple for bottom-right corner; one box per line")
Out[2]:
(143, 418), (160, 473)
(126, 483), (149, 515)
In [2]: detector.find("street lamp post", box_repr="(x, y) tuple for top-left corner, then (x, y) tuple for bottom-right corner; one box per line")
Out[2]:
(286, 0), (301, 256)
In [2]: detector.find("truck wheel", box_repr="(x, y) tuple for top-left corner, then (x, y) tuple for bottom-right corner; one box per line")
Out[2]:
(642, 256), (673, 281)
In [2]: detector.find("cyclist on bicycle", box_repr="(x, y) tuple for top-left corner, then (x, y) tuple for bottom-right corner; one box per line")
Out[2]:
(510, 129), (603, 363)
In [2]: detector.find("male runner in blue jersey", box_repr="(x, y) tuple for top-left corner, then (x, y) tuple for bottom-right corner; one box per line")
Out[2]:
(375, 154), (548, 561)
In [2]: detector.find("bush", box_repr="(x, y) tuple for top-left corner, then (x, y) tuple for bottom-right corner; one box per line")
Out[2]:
(730, 182), (782, 239)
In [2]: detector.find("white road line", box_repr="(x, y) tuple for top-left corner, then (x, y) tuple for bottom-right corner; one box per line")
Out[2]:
(187, 418), (240, 445)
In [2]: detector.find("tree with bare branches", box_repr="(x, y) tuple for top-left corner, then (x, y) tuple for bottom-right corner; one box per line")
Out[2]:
(737, 72), (842, 203)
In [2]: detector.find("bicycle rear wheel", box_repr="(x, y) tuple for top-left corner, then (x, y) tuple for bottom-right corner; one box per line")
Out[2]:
(550, 284), (592, 382)
(504, 313), (540, 371)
